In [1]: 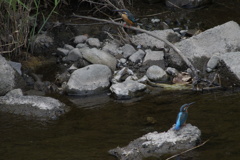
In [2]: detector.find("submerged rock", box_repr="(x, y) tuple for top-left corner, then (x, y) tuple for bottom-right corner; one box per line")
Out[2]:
(109, 124), (201, 160)
(66, 64), (112, 95)
(0, 89), (68, 120)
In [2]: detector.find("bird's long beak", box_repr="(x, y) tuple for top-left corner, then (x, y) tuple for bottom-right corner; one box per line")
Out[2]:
(188, 102), (195, 106)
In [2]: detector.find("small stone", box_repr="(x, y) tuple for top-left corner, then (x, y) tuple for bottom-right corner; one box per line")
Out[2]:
(122, 44), (137, 58)
(64, 44), (74, 50)
(73, 34), (88, 44)
(146, 65), (168, 82)
(86, 38), (101, 48)
(129, 49), (146, 63)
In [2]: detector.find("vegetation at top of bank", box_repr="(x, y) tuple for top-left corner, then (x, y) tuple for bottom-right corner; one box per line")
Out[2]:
(0, 0), (65, 59)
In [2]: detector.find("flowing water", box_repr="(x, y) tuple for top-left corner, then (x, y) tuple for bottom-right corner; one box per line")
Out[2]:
(1, 90), (240, 160)
(1, 1), (240, 160)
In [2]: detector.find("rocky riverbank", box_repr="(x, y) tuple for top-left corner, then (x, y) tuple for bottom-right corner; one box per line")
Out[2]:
(2, 20), (240, 119)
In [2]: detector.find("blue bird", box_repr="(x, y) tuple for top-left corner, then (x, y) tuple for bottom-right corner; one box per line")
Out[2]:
(174, 102), (195, 130)
(114, 9), (136, 26)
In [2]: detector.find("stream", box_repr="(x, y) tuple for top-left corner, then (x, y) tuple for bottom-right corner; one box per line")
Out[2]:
(1, 0), (240, 160)
(1, 90), (240, 160)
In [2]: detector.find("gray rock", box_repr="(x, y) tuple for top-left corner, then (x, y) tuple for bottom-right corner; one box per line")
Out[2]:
(86, 38), (101, 48)
(66, 64), (112, 95)
(29, 33), (53, 54)
(0, 55), (25, 96)
(112, 67), (138, 84)
(206, 52), (221, 72)
(8, 61), (22, 75)
(5, 89), (23, 97)
(73, 34), (88, 44)
(102, 40), (120, 56)
(0, 90), (68, 120)
(57, 48), (69, 56)
(218, 52), (240, 85)
(166, 0), (213, 8)
(143, 49), (164, 68)
(146, 65), (168, 82)
(166, 21), (240, 71)
(64, 44), (74, 50)
(66, 48), (82, 61)
(129, 49), (146, 63)
(110, 79), (146, 99)
(109, 124), (201, 160)
(131, 29), (177, 49)
(76, 43), (88, 48)
(122, 44), (137, 58)
(81, 48), (117, 71)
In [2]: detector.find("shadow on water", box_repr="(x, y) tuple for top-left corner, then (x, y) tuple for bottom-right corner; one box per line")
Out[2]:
(1, 90), (240, 160)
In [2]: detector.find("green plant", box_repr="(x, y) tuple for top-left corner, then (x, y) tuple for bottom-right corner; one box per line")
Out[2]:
(0, 0), (63, 58)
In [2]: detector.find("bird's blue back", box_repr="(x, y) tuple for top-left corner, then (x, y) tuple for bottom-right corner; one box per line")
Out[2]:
(175, 111), (188, 130)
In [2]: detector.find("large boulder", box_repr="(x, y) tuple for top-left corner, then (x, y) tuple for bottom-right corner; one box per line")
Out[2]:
(66, 64), (112, 95)
(109, 124), (201, 160)
(166, 21), (240, 71)
(0, 89), (68, 120)
(214, 52), (240, 86)
(81, 48), (117, 71)
(131, 29), (178, 49)
(0, 55), (25, 96)
(166, 0), (213, 8)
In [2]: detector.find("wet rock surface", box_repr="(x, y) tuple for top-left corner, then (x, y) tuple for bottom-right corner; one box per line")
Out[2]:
(0, 89), (68, 120)
(109, 124), (201, 160)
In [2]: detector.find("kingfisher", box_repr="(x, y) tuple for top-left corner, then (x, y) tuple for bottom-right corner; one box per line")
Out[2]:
(174, 102), (195, 130)
(114, 9), (136, 26)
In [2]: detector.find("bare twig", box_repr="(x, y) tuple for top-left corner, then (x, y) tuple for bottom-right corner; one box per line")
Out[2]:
(138, 11), (170, 18)
(165, 138), (210, 160)
(72, 13), (198, 78)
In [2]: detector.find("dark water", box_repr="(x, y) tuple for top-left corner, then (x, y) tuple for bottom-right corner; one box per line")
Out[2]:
(1, 90), (240, 160)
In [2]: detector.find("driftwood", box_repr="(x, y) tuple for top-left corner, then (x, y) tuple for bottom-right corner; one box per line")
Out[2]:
(72, 13), (198, 79)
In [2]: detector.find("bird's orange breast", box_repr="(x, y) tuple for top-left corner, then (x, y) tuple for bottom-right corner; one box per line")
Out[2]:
(121, 14), (134, 26)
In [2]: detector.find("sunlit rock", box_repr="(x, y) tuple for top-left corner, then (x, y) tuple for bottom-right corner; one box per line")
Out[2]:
(109, 124), (201, 160)
(166, 21), (240, 71)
